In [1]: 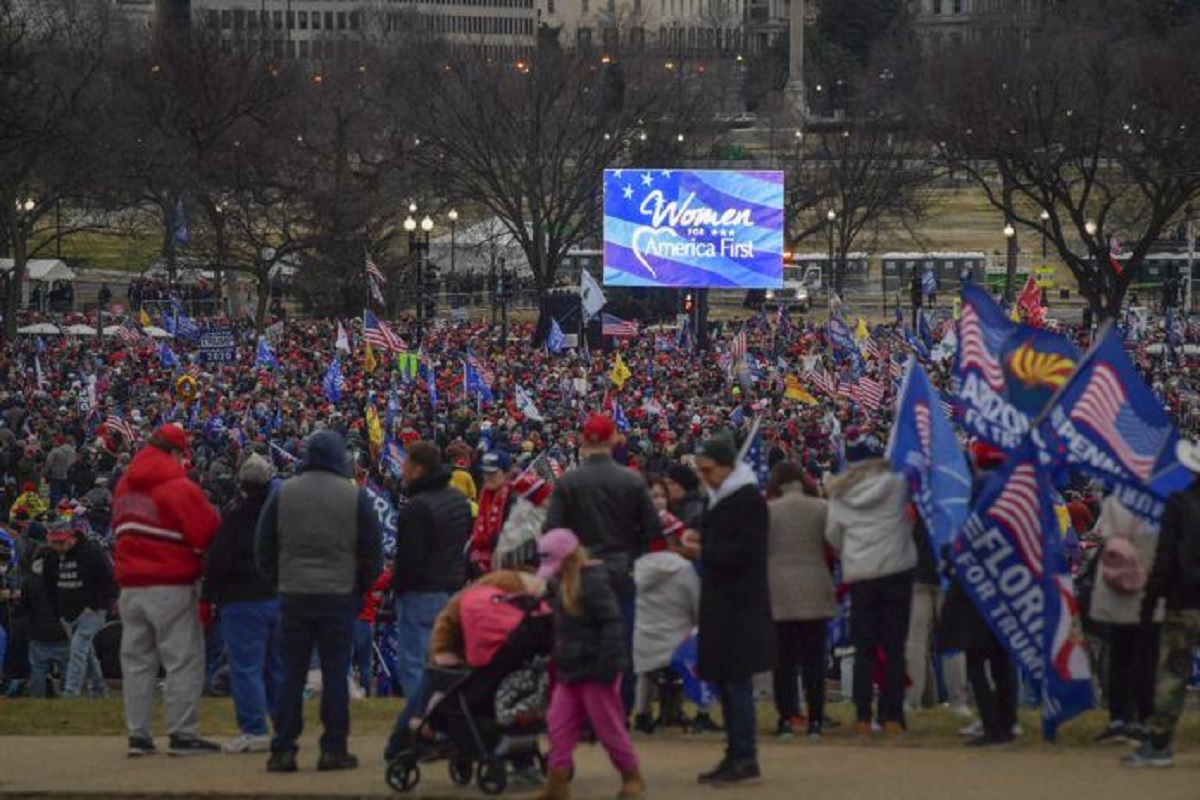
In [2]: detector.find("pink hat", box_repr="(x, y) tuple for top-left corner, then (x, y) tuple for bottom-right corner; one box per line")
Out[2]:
(536, 528), (580, 581)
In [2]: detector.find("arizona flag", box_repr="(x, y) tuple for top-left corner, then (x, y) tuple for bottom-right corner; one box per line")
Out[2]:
(952, 444), (1093, 740)
(1035, 323), (1195, 529)
(954, 284), (1079, 449)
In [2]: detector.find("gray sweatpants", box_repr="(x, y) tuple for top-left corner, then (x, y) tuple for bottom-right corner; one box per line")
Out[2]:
(119, 585), (205, 740)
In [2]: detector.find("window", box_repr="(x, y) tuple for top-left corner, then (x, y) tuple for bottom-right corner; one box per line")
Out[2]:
(299, 39), (309, 57)
(952, 0), (963, 11)
(337, 11), (346, 30)
(220, 9), (231, 29)
(350, 12), (360, 29)
(298, 11), (307, 29)
(932, 0), (941, 13)
(325, 12), (334, 29)
(205, 9), (217, 28)
(548, 0), (554, 14)
(273, 10), (282, 29)
(633, 0), (641, 13)
(312, 11), (320, 28)
(581, 0), (588, 13)
(285, 11), (294, 28)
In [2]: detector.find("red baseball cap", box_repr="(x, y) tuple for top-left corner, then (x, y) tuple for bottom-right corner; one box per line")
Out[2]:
(154, 424), (191, 457)
(582, 414), (617, 445)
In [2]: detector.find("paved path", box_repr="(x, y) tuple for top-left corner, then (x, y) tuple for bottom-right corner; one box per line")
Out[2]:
(0, 735), (1196, 799)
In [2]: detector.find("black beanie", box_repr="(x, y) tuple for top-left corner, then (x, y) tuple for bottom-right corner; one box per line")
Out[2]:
(666, 464), (700, 493)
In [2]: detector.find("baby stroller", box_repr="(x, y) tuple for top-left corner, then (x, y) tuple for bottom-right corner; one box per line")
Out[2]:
(386, 593), (553, 796)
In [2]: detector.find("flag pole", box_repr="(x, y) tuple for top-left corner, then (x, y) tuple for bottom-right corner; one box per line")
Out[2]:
(736, 415), (762, 463)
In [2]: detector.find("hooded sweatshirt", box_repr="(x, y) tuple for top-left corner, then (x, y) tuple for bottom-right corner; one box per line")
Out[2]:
(824, 459), (917, 583)
(112, 446), (220, 587)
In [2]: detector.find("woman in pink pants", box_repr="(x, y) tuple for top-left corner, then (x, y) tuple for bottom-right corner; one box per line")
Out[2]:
(536, 529), (643, 800)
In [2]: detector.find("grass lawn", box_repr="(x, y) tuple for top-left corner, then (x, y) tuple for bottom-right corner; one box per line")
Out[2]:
(2, 696), (1197, 751)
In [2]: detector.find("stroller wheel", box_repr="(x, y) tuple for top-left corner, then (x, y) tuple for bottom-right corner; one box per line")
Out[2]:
(385, 761), (420, 793)
(477, 759), (508, 795)
(449, 759), (474, 786)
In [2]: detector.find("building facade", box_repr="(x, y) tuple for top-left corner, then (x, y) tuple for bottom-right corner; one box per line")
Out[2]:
(908, 0), (1052, 47)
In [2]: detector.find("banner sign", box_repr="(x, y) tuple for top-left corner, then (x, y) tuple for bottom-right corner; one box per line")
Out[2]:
(365, 482), (399, 559)
(603, 169), (784, 289)
(199, 328), (236, 364)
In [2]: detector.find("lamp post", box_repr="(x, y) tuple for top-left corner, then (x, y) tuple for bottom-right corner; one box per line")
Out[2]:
(404, 208), (433, 346)
(447, 208), (458, 277)
(1002, 221), (1017, 302)
(826, 208), (837, 296)
(1038, 209), (1050, 268)
(14, 198), (35, 311)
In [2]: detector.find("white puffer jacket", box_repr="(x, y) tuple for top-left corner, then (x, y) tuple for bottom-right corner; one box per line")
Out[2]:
(824, 459), (917, 583)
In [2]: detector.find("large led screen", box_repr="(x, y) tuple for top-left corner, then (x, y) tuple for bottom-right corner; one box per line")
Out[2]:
(602, 169), (784, 289)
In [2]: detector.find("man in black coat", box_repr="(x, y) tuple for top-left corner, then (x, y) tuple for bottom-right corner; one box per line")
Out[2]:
(391, 441), (473, 701)
(1125, 440), (1200, 768)
(45, 521), (116, 699)
(692, 434), (774, 786)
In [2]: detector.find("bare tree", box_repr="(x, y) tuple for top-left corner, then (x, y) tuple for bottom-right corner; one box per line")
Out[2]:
(918, 22), (1200, 318)
(0, 0), (116, 335)
(376, 42), (713, 303)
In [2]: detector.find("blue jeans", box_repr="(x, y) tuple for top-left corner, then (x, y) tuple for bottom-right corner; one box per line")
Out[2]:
(28, 640), (70, 698)
(63, 609), (108, 698)
(221, 599), (282, 736)
(352, 619), (374, 696)
(394, 592), (450, 700)
(273, 594), (357, 756)
(718, 679), (757, 763)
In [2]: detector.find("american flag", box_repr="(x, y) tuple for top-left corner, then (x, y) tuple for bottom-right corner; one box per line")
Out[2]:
(362, 309), (406, 352)
(1068, 363), (1170, 482)
(601, 313), (639, 337)
(958, 301), (1006, 390)
(104, 412), (137, 444)
(860, 336), (880, 360)
(115, 319), (144, 346)
(804, 368), (836, 399)
(366, 255), (386, 285)
(730, 328), (748, 364)
(854, 376), (885, 411)
(985, 463), (1045, 578)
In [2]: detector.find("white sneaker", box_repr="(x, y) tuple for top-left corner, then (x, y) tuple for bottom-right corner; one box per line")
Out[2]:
(958, 720), (983, 738)
(949, 704), (974, 719)
(223, 733), (271, 754)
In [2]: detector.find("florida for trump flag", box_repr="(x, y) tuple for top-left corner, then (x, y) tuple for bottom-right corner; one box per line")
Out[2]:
(1035, 324), (1195, 530)
(952, 444), (1093, 740)
(954, 284), (1079, 449)
(887, 357), (971, 559)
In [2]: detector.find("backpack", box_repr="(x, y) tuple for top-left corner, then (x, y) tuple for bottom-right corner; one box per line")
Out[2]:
(1175, 491), (1200, 589)
(1100, 537), (1147, 594)
(459, 585), (533, 668)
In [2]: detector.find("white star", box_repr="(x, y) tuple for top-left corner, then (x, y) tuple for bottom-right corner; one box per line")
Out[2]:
(661, 169), (672, 177)
(623, 185), (634, 199)
(641, 172), (653, 187)
(613, 169), (624, 178)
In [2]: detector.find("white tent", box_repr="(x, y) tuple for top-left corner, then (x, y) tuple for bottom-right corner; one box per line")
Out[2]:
(0, 259), (77, 308)
(17, 322), (62, 335)
(143, 326), (173, 339)
(63, 323), (97, 336)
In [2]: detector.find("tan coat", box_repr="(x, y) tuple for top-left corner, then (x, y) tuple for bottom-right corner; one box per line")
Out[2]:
(1088, 496), (1158, 626)
(767, 485), (837, 621)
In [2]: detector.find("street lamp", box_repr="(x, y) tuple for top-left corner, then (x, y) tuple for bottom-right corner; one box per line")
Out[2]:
(1003, 222), (1017, 300)
(826, 209), (837, 295)
(405, 212), (433, 345)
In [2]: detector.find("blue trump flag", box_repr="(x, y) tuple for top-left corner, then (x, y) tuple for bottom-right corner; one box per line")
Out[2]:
(159, 342), (180, 370)
(1034, 323), (1195, 530)
(255, 336), (279, 370)
(323, 357), (344, 403)
(886, 357), (972, 559)
(547, 317), (566, 354)
(954, 284), (1080, 450)
(463, 359), (495, 404)
(420, 362), (438, 409)
(364, 481), (399, 560)
(952, 444), (1093, 741)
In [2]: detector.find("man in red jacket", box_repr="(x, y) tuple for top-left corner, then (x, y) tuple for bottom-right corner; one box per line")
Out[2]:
(112, 424), (221, 757)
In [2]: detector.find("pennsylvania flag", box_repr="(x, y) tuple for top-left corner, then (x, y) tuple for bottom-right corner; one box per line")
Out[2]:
(610, 351), (632, 390)
(1035, 323), (1194, 530)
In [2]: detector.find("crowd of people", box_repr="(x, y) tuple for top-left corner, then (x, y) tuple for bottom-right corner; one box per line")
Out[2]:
(1, 295), (1199, 791)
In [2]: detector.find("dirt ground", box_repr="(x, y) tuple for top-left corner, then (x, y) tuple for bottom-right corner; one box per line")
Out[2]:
(0, 733), (1196, 800)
